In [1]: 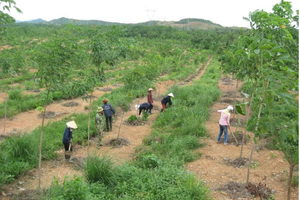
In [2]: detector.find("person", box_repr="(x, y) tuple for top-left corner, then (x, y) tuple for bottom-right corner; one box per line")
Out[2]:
(147, 88), (154, 114)
(102, 99), (115, 132)
(161, 93), (174, 112)
(217, 105), (234, 145)
(62, 121), (77, 162)
(95, 106), (104, 147)
(136, 102), (154, 115)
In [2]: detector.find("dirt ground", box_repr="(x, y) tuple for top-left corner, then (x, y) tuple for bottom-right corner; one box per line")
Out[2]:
(0, 59), (298, 200)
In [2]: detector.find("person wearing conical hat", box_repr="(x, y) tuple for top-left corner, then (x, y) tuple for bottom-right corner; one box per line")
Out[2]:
(95, 106), (104, 147)
(147, 88), (154, 114)
(62, 121), (77, 162)
(160, 93), (174, 112)
(217, 105), (234, 145)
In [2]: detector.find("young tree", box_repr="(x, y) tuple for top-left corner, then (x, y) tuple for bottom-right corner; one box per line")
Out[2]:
(221, 1), (298, 199)
(85, 26), (129, 155)
(34, 35), (78, 189)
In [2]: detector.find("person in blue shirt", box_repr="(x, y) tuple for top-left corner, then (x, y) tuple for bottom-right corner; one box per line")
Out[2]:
(102, 99), (115, 132)
(161, 93), (174, 112)
(136, 102), (153, 115)
(62, 121), (77, 162)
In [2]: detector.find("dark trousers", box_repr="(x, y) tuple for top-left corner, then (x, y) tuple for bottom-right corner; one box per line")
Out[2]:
(105, 116), (112, 131)
(63, 142), (72, 160)
(63, 142), (72, 151)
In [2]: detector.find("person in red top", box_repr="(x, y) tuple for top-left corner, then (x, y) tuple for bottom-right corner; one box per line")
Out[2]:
(217, 105), (233, 145)
(147, 88), (154, 114)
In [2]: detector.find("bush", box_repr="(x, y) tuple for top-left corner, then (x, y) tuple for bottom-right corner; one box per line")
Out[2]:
(8, 89), (22, 100)
(135, 153), (162, 169)
(127, 115), (138, 122)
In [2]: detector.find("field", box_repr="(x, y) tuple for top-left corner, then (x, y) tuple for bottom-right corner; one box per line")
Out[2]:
(0, 5), (299, 199)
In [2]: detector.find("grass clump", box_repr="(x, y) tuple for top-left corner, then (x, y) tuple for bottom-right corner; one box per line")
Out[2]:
(84, 155), (116, 186)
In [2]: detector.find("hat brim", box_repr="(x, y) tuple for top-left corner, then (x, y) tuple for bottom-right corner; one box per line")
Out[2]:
(66, 121), (77, 129)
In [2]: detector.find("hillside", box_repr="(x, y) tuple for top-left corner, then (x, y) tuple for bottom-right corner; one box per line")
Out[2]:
(16, 17), (229, 30)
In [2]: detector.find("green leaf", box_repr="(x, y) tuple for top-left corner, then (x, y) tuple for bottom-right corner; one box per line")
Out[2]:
(235, 103), (247, 116)
(254, 49), (260, 54)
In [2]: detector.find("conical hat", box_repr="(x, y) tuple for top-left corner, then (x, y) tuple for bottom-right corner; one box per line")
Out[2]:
(168, 93), (174, 97)
(97, 106), (103, 112)
(66, 121), (77, 129)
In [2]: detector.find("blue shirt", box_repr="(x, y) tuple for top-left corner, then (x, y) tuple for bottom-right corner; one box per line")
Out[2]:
(102, 103), (115, 117)
(62, 127), (73, 143)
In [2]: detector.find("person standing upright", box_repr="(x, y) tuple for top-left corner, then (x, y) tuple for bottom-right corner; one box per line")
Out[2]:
(95, 106), (104, 147)
(147, 88), (154, 114)
(161, 93), (174, 112)
(217, 105), (233, 145)
(102, 99), (115, 132)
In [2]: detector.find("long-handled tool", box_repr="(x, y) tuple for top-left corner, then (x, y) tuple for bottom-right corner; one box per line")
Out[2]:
(229, 128), (239, 146)
(65, 140), (72, 156)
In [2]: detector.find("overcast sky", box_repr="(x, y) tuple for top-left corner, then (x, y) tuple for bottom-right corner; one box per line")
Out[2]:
(8, 0), (300, 28)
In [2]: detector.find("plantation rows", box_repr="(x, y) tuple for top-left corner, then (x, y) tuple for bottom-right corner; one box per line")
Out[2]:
(0, 22), (222, 199)
(0, 1), (299, 199)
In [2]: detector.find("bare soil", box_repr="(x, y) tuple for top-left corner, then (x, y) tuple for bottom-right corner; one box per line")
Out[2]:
(0, 59), (298, 200)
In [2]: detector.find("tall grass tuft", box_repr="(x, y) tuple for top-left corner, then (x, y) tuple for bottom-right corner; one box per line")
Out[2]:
(2, 134), (39, 164)
(84, 155), (116, 187)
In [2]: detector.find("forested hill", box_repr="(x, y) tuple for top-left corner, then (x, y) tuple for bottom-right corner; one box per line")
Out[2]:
(17, 17), (229, 30)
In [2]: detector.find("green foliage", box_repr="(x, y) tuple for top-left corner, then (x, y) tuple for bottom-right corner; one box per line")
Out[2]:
(35, 36), (77, 92)
(142, 58), (220, 165)
(84, 155), (116, 186)
(0, 0), (21, 27)
(221, 1), (298, 197)
(8, 89), (22, 100)
(0, 48), (25, 74)
(122, 64), (158, 93)
(127, 114), (138, 122)
(0, 18), (234, 198)
(141, 110), (149, 121)
(46, 163), (210, 200)
(47, 176), (88, 200)
(5, 135), (39, 163)
(235, 102), (247, 116)
(134, 153), (162, 169)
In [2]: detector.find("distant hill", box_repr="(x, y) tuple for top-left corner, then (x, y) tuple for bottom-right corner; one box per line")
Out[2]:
(157, 18), (223, 30)
(48, 17), (123, 26)
(15, 17), (242, 30)
(17, 18), (47, 23)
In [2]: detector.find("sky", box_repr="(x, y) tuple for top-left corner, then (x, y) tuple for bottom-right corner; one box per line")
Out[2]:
(7, 0), (300, 28)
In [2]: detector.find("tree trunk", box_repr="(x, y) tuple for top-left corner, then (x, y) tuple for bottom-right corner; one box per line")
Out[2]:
(117, 112), (124, 139)
(3, 95), (8, 134)
(239, 132), (245, 158)
(38, 91), (49, 189)
(87, 92), (92, 157)
(287, 163), (295, 200)
(247, 86), (264, 185)
(246, 143), (255, 185)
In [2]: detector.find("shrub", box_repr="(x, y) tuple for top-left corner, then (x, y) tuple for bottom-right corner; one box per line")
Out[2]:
(8, 89), (22, 100)
(141, 110), (149, 121)
(127, 115), (138, 122)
